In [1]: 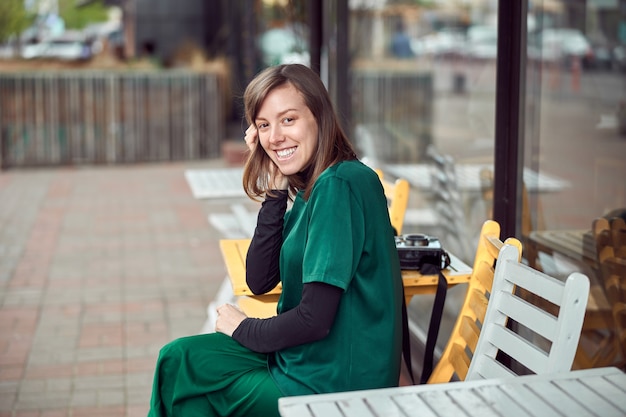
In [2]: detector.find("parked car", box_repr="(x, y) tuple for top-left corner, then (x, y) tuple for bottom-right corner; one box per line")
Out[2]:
(583, 33), (626, 72)
(537, 28), (593, 68)
(21, 32), (91, 61)
(410, 28), (466, 58)
(463, 25), (498, 61)
(610, 43), (626, 72)
(589, 41), (614, 70)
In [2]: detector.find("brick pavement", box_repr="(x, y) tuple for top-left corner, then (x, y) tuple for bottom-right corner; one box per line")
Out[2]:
(0, 159), (244, 417)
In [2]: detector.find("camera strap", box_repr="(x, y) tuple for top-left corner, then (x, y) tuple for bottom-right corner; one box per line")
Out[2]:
(419, 262), (448, 384)
(401, 260), (449, 385)
(400, 291), (414, 384)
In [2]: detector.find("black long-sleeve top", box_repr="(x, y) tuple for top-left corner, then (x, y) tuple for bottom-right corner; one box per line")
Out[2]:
(232, 191), (342, 353)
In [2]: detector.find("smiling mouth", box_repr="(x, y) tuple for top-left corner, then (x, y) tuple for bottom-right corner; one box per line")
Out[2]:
(276, 147), (296, 159)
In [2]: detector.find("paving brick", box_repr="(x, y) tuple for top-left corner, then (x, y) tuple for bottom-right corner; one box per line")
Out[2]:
(0, 159), (235, 415)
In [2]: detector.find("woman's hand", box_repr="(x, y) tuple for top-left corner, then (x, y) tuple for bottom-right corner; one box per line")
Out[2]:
(215, 303), (247, 337)
(244, 124), (258, 153)
(268, 162), (289, 190)
(245, 124), (288, 190)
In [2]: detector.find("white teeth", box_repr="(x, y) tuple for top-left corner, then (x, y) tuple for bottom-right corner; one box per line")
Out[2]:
(277, 147), (296, 158)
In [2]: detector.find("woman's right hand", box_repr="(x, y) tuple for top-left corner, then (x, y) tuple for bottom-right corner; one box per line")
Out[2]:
(215, 303), (247, 337)
(268, 162), (288, 190)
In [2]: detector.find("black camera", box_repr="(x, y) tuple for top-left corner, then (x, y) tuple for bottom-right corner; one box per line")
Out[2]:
(395, 234), (450, 270)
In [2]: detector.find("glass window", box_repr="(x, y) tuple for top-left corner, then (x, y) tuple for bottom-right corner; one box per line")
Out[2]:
(341, 1), (502, 378)
(524, 0), (626, 370)
(333, 0), (626, 377)
(322, 0), (625, 376)
(343, 2), (502, 264)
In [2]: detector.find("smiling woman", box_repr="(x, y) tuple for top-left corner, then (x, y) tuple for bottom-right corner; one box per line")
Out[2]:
(146, 64), (405, 417)
(242, 64), (358, 199)
(251, 83), (319, 177)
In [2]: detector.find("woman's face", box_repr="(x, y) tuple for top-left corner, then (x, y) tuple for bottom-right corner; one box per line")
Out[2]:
(255, 83), (319, 176)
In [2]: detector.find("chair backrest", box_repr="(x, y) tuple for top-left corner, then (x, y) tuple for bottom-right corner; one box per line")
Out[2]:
(466, 244), (590, 380)
(593, 216), (626, 357)
(478, 167), (545, 236)
(375, 169), (410, 235)
(426, 145), (473, 261)
(427, 220), (522, 383)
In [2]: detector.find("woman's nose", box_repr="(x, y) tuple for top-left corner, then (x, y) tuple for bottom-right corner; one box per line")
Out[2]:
(268, 126), (284, 145)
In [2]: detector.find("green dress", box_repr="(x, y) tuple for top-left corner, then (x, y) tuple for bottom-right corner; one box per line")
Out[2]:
(147, 160), (403, 417)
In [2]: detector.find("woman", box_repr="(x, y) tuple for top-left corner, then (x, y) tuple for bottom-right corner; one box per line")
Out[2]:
(147, 64), (403, 417)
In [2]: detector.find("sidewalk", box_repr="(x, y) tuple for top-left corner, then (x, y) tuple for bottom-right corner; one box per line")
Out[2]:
(0, 159), (243, 417)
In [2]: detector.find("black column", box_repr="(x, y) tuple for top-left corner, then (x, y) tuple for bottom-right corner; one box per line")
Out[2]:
(308, 0), (322, 75)
(335, 0), (350, 135)
(493, 1), (527, 240)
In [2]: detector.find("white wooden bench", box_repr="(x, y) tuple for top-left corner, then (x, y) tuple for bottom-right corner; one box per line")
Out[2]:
(202, 203), (258, 334)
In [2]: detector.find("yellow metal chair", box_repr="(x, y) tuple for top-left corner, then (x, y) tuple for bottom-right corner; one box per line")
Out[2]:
(374, 169), (410, 236)
(427, 220), (522, 383)
(238, 169), (411, 318)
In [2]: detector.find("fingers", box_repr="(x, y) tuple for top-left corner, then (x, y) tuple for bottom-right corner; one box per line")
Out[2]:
(269, 165), (289, 190)
(216, 303), (230, 314)
(216, 303), (243, 315)
(244, 125), (257, 151)
(243, 124), (288, 190)
(215, 304), (247, 337)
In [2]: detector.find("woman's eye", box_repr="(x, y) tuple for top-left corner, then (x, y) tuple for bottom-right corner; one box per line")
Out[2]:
(257, 123), (268, 129)
(283, 117), (294, 124)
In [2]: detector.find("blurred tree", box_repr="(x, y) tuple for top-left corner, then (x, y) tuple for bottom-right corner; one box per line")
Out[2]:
(59, 0), (109, 29)
(0, 0), (34, 43)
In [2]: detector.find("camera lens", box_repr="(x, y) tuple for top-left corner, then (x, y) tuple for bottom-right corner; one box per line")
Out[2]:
(405, 234), (428, 246)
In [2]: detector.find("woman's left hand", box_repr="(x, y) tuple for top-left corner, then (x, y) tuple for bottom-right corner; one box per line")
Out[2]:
(215, 304), (248, 337)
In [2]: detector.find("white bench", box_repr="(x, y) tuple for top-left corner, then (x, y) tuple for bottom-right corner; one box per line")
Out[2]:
(202, 203), (258, 334)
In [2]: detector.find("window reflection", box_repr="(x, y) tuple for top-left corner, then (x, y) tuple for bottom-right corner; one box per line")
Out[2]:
(339, 0), (626, 376)
(524, 0), (626, 370)
(347, 1), (499, 261)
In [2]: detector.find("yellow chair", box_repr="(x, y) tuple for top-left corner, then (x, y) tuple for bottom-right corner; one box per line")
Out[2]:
(427, 220), (522, 384)
(237, 296), (279, 319)
(238, 169), (411, 318)
(374, 169), (410, 236)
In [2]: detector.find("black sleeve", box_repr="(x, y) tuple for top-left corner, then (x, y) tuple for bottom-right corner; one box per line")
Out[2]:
(246, 190), (288, 295)
(232, 282), (343, 353)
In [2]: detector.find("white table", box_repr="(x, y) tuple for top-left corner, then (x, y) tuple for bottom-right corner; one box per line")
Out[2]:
(278, 367), (626, 417)
(385, 163), (570, 193)
(185, 164), (570, 199)
(184, 168), (245, 199)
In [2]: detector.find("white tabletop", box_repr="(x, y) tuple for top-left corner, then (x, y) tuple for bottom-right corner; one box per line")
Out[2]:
(184, 164), (570, 200)
(278, 367), (626, 417)
(385, 163), (570, 193)
(184, 168), (245, 199)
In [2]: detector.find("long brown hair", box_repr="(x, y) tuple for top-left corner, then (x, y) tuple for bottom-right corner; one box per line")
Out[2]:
(242, 64), (356, 201)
